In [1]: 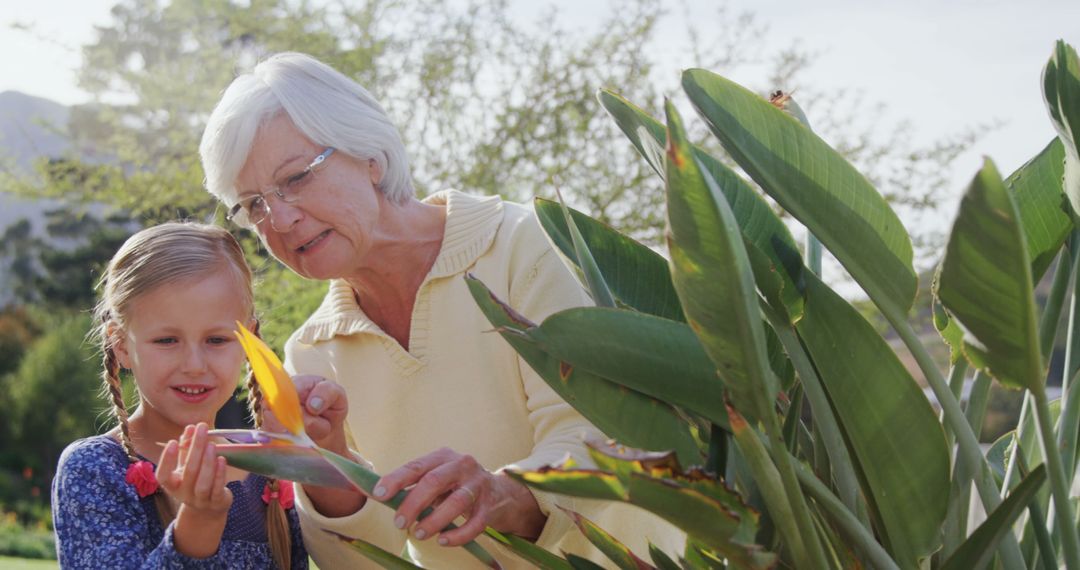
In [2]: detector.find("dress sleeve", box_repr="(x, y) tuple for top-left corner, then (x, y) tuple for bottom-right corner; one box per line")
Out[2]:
(51, 439), (230, 569)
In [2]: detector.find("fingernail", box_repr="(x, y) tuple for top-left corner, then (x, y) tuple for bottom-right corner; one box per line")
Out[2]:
(415, 529), (427, 540)
(394, 515), (405, 529)
(309, 396), (325, 411)
(374, 486), (387, 498)
(438, 537), (448, 546)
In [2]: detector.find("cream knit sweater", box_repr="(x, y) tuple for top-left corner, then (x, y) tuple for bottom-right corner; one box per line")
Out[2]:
(286, 190), (683, 569)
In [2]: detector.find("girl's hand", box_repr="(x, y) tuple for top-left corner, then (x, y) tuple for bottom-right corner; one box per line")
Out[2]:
(264, 375), (350, 455)
(156, 422), (232, 558)
(156, 423), (233, 515)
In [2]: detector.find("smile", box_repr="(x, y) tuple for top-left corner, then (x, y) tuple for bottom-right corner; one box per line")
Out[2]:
(297, 230), (330, 253)
(174, 386), (211, 395)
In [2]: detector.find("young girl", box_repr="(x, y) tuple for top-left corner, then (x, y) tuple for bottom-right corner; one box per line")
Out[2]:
(51, 222), (307, 569)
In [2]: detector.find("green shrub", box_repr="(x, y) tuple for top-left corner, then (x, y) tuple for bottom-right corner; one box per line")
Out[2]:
(0, 512), (55, 560)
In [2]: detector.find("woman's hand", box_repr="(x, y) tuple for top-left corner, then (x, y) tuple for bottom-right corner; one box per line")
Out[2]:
(263, 375), (350, 454)
(265, 375), (367, 518)
(374, 448), (547, 546)
(156, 423), (232, 558)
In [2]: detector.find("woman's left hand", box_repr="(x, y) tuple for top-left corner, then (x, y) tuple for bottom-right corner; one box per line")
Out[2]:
(374, 447), (547, 546)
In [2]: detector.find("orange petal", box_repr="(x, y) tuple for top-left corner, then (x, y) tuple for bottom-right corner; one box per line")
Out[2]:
(235, 322), (306, 437)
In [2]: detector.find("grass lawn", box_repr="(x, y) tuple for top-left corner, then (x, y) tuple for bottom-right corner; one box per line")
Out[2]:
(0, 556), (58, 569)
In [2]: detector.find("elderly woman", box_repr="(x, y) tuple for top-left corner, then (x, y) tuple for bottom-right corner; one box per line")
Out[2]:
(199, 52), (677, 568)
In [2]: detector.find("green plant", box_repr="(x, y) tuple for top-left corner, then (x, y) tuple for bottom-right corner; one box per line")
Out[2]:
(456, 40), (1080, 569)
(216, 41), (1079, 569)
(0, 511), (55, 560)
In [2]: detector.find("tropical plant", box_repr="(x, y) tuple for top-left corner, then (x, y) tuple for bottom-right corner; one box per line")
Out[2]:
(215, 40), (1080, 569)
(460, 39), (1080, 569)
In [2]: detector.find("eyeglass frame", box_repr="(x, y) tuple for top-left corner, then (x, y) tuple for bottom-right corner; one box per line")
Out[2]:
(226, 147), (337, 227)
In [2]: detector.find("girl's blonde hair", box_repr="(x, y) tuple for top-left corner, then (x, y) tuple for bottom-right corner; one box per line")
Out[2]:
(92, 222), (292, 569)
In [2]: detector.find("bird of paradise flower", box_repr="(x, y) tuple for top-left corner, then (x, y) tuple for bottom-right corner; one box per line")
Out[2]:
(210, 323), (503, 569)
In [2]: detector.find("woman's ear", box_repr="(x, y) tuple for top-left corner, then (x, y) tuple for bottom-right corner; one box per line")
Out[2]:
(107, 322), (132, 369)
(368, 159), (383, 186)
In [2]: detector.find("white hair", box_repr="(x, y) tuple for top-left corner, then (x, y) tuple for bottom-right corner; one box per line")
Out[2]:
(199, 52), (414, 207)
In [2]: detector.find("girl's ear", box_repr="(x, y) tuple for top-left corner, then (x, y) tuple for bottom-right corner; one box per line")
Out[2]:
(107, 322), (132, 370)
(245, 317), (259, 334)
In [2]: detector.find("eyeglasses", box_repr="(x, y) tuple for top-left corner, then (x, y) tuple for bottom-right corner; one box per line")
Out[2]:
(227, 147), (336, 227)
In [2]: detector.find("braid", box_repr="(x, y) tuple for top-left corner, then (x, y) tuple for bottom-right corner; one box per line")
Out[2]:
(246, 370), (264, 430)
(247, 322), (292, 570)
(103, 343), (174, 525)
(246, 320), (264, 429)
(103, 347), (137, 462)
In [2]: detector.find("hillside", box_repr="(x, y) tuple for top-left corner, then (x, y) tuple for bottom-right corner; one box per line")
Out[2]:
(0, 91), (72, 304)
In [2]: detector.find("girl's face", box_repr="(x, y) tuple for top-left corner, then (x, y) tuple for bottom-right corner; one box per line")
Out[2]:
(114, 270), (253, 432)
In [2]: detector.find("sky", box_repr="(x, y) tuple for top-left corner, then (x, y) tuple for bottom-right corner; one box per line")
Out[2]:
(1, 0), (1079, 228)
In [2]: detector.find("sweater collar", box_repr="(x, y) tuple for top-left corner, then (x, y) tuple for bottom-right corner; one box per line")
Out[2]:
(293, 190), (505, 344)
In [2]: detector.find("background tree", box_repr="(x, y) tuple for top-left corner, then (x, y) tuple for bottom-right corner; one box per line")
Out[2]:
(6, 314), (102, 502)
(0, 2), (1002, 551)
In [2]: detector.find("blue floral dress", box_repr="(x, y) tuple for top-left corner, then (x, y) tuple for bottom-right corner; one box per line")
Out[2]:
(52, 435), (308, 569)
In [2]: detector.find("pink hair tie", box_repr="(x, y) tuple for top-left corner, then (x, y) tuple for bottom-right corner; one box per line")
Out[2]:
(125, 461), (159, 498)
(262, 480), (295, 509)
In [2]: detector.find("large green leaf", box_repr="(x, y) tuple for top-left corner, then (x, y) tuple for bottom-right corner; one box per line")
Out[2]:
(647, 544), (681, 570)
(584, 441), (758, 544)
(536, 202), (794, 390)
(797, 274), (950, 567)
(1007, 138), (1071, 280)
(483, 529), (574, 570)
(560, 508), (654, 570)
(509, 468), (741, 541)
(1042, 41), (1080, 216)
(681, 69), (916, 317)
(517, 307), (728, 429)
(535, 198), (684, 321)
(553, 190), (617, 308)
(933, 297), (966, 365)
(937, 159), (1042, 391)
(216, 443), (355, 489)
(509, 461), (774, 568)
(725, 405), (809, 567)
(940, 465), (1048, 570)
(465, 275), (702, 466)
(597, 89), (804, 323)
(327, 531), (424, 569)
(316, 448), (503, 569)
(567, 554), (607, 570)
(663, 100), (777, 425)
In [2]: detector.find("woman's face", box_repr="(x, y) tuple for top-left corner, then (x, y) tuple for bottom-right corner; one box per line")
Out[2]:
(114, 271), (252, 431)
(235, 114), (385, 281)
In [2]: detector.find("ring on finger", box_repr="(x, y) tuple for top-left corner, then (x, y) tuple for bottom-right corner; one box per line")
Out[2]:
(458, 485), (478, 504)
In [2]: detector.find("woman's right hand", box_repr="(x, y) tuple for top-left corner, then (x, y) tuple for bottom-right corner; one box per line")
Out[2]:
(263, 374), (351, 455)
(264, 375), (368, 518)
